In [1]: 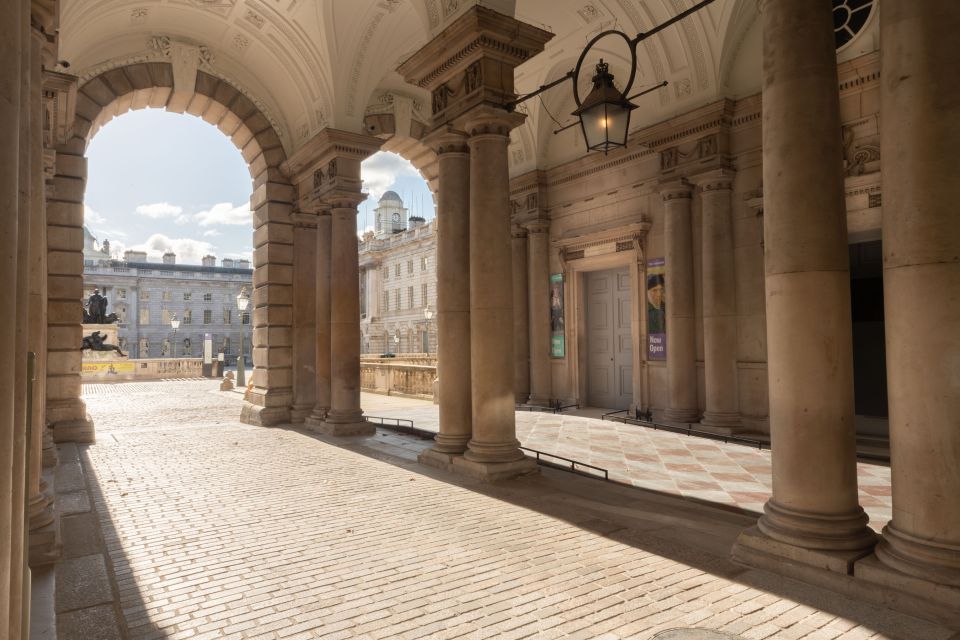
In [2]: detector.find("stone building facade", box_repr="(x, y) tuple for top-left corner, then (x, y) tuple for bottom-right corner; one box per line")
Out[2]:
(1, 0), (957, 637)
(82, 232), (253, 360)
(359, 193), (437, 355)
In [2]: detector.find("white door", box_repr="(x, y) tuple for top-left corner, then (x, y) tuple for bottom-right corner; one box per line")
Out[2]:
(586, 268), (633, 409)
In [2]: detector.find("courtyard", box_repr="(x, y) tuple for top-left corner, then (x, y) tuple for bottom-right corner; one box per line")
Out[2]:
(41, 380), (948, 639)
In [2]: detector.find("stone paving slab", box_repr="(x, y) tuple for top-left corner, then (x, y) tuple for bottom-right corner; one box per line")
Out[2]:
(66, 380), (949, 640)
(369, 403), (893, 532)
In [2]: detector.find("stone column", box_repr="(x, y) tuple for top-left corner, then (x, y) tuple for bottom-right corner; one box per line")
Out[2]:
(420, 129), (473, 465)
(454, 107), (536, 480)
(660, 182), (698, 423)
(27, 22), (54, 560)
(870, 0), (960, 590)
(322, 201), (374, 435)
(526, 221), (552, 406)
(289, 213), (317, 423)
(695, 172), (741, 433)
(733, 0), (874, 571)
(511, 224), (529, 403)
(306, 212), (331, 429)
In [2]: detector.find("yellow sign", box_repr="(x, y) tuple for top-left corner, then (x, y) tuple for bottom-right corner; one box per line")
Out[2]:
(82, 362), (135, 375)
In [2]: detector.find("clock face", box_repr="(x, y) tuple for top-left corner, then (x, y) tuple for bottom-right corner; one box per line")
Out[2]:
(392, 212), (401, 222)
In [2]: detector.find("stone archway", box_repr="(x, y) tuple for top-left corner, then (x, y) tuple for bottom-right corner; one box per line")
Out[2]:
(47, 61), (295, 442)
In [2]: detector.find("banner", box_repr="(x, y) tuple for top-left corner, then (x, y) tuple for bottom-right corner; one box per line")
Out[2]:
(646, 258), (666, 360)
(549, 273), (565, 357)
(82, 361), (135, 375)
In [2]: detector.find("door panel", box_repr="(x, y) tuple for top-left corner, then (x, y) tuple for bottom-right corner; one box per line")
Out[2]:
(586, 268), (633, 409)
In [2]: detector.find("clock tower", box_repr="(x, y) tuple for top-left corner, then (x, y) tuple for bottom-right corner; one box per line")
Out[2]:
(373, 191), (408, 239)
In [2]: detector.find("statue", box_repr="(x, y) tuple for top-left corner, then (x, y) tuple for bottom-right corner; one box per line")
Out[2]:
(83, 288), (118, 324)
(81, 331), (127, 357)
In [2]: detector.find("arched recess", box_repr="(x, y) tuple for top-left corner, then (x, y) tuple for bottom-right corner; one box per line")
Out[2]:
(47, 61), (295, 441)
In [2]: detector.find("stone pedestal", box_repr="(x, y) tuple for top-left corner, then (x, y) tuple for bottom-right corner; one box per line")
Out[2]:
(733, 0), (874, 572)
(660, 182), (698, 423)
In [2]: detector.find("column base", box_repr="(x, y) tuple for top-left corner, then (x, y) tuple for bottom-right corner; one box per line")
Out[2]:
(28, 490), (54, 531)
(42, 426), (58, 468)
(52, 417), (95, 444)
(28, 517), (62, 568)
(463, 438), (526, 464)
(303, 409), (328, 430)
(526, 395), (550, 407)
(757, 500), (876, 552)
(699, 411), (743, 434)
(239, 403), (290, 427)
(308, 420), (376, 437)
(288, 403), (314, 424)
(854, 554), (960, 628)
(451, 455), (538, 482)
(874, 522), (960, 588)
(733, 524), (874, 576)
(659, 408), (699, 423)
(431, 433), (470, 455)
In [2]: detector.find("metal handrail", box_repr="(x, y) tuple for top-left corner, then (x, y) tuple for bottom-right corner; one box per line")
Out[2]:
(519, 446), (609, 480)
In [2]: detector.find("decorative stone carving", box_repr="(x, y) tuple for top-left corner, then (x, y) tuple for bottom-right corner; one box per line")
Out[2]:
(130, 7), (149, 24)
(674, 78), (692, 97)
(577, 4), (602, 23)
(232, 34), (250, 50)
(432, 84), (454, 114)
(188, 0), (237, 18)
(661, 146), (680, 170)
(464, 61), (482, 94)
(244, 10), (265, 29)
(698, 134), (718, 158)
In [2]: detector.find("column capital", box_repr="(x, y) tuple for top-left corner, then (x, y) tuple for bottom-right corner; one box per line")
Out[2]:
(659, 179), (693, 201)
(524, 220), (550, 235)
(511, 224), (528, 239)
(690, 168), (735, 193)
(423, 124), (469, 155)
(290, 211), (320, 229)
(461, 105), (526, 140)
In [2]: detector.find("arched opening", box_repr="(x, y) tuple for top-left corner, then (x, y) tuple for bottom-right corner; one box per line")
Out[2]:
(47, 62), (294, 441)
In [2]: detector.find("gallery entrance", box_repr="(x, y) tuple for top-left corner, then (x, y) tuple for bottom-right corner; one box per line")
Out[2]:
(849, 240), (889, 440)
(585, 268), (633, 409)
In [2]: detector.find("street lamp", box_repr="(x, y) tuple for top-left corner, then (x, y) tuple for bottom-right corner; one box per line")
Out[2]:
(236, 287), (250, 387)
(393, 329), (400, 354)
(423, 306), (434, 354)
(504, 0), (715, 153)
(170, 315), (180, 358)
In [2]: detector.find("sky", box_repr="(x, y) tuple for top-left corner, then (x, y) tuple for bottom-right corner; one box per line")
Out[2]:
(85, 109), (434, 265)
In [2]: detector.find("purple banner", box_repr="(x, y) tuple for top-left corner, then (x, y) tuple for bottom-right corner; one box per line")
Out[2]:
(647, 257), (666, 360)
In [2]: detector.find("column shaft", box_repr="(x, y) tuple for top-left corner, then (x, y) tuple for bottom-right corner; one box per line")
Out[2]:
(527, 223), (551, 405)
(661, 184), (698, 422)
(306, 214), (331, 427)
(698, 177), (741, 432)
(324, 206), (372, 435)
(428, 137), (472, 455)
(752, 0), (872, 551)
(290, 220), (317, 423)
(511, 225), (529, 403)
(875, 0), (960, 587)
(463, 126), (524, 465)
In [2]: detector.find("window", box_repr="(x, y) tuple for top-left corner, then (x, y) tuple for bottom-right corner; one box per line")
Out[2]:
(183, 292), (192, 301)
(183, 309), (192, 324)
(407, 260), (413, 274)
(161, 309), (171, 325)
(359, 271), (367, 319)
(140, 290), (150, 300)
(241, 312), (250, 325)
(162, 291), (172, 301)
(383, 291), (389, 312)
(407, 286), (414, 310)
(222, 337), (231, 354)
(139, 308), (150, 325)
(421, 256), (428, 271)
(203, 293), (212, 301)
(223, 309), (232, 324)
(395, 263), (400, 277)
(203, 309), (212, 324)
(395, 289), (400, 310)
(422, 284), (428, 307)
(383, 266), (389, 281)
(117, 288), (126, 299)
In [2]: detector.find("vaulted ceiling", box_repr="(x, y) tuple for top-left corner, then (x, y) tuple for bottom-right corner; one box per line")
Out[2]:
(58, 0), (879, 173)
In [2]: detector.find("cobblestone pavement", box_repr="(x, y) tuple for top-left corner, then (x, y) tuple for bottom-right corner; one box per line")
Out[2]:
(366, 404), (892, 532)
(68, 380), (947, 640)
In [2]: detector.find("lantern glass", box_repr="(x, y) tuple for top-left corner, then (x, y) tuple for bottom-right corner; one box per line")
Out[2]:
(236, 288), (250, 312)
(170, 316), (180, 330)
(572, 59), (636, 153)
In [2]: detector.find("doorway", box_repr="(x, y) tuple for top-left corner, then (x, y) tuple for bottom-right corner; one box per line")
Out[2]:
(849, 240), (888, 439)
(585, 268), (633, 409)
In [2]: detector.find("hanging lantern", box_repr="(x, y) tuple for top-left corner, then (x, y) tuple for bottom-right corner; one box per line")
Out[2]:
(572, 59), (636, 153)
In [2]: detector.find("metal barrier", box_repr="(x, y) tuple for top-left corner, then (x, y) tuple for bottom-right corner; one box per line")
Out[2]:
(364, 415), (435, 440)
(515, 400), (580, 414)
(519, 446), (609, 480)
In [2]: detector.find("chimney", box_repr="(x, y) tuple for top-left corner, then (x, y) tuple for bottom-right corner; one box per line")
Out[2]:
(124, 250), (147, 263)
(408, 216), (425, 229)
(237, 259), (250, 270)
(222, 258), (235, 268)
(202, 255), (216, 267)
(163, 251), (176, 264)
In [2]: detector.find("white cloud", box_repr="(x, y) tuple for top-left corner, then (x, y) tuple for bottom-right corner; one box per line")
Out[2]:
(135, 202), (184, 219)
(194, 202), (251, 226)
(84, 205), (107, 225)
(361, 151), (420, 201)
(128, 233), (217, 265)
(174, 214), (190, 225)
(202, 229), (222, 237)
